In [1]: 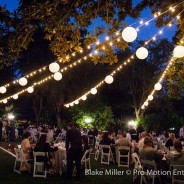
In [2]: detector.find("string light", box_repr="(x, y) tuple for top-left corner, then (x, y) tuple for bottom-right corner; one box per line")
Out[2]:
(0, 3), (183, 104)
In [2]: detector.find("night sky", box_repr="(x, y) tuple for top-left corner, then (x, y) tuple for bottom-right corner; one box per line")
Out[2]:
(0, 0), (177, 41)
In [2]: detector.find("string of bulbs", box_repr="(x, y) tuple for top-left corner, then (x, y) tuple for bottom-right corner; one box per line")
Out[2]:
(0, 1), (183, 104)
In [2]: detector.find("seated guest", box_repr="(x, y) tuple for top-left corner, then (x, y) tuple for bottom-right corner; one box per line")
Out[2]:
(166, 140), (184, 165)
(108, 131), (116, 144)
(165, 133), (176, 150)
(115, 133), (132, 147)
(137, 131), (147, 149)
(100, 132), (115, 145)
(21, 131), (32, 159)
(34, 134), (58, 170)
(96, 131), (103, 143)
(81, 135), (89, 156)
(117, 130), (123, 139)
(34, 134), (58, 153)
(139, 136), (163, 166)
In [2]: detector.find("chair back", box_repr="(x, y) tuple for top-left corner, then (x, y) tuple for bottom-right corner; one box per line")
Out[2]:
(140, 159), (157, 171)
(81, 148), (93, 162)
(101, 145), (111, 154)
(132, 152), (142, 169)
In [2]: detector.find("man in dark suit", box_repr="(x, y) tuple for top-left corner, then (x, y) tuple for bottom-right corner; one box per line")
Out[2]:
(66, 122), (82, 179)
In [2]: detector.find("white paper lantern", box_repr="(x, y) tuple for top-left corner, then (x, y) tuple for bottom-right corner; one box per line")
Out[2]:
(66, 104), (69, 108)
(49, 62), (60, 73)
(0, 86), (7, 94)
(105, 75), (114, 84)
(141, 105), (145, 109)
(3, 99), (7, 104)
(173, 46), (184, 58)
(122, 27), (137, 42)
(90, 88), (97, 95)
(53, 72), (62, 81)
(154, 83), (162, 91)
(70, 103), (74, 107)
(144, 101), (148, 106)
(148, 95), (153, 101)
(136, 47), (148, 60)
(19, 77), (28, 86)
(27, 86), (34, 93)
(13, 94), (18, 100)
(74, 100), (79, 104)
(82, 95), (87, 101)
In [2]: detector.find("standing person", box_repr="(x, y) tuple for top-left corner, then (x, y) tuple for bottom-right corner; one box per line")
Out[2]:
(9, 121), (15, 142)
(66, 123), (82, 179)
(179, 125), (184, 139)
(0, 120), (3, 141)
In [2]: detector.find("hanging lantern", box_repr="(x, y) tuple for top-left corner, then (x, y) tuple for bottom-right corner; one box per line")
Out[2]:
(173, 46), (184, 58)
(105, 75), (114, 84)
(154, 83), (162, 91)
(66, 104), (69, 108)
(13, 94), (18, 100)
(82, 95), (87, 101)
(148, 95), (153, 101)
(122, 27), (137, 42)
(90, 88), (97, 95)
(136, 47), (148, 59)
(70, 103), (74, 106)
(27, 86), (34, 93)
(3, 99), (7, 104)
(144, 101), (148, 106)
(141, 105), (145, 109)
(49, 62), (60, 73)
(0, 86), (7, 94)
(74, 100), (79, 104)
(19, 77), (28, 86)
(53, 72), (62, 81)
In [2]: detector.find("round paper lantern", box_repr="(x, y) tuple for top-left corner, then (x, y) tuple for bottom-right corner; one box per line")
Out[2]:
(49, 62), (60, 73)
(82, 95), (87, 101)
(19, 77), (28, 86)
(148, 95), (153, 101)
(141, 105), (145, 109)
(136, 47), (148, 60)
(0, 86), (7, 94)
(3, 99), (7, 104)
(13, 94), (18, 100)
(154, 83), (162, 91)
(54, 72), (62, 81)
(122, 27), (137, 42)
(144, 101), (148, 106)
(27, 86), (34, 93)
(66, 104), (69, 108)
(90, 88), (97, 95)
(173, 46), (184, 58)
(74, 100), (79, 104)
(105, 75), (114, 84)
(70, 103), (74, 107)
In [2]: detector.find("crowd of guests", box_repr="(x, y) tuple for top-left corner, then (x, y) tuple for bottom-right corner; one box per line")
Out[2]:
(0, 120), (184, 180)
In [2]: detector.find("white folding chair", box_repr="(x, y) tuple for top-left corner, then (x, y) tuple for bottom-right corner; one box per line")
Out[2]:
(100, 145), (115, 165)
(140, 159), (162, 184)
(131, 153), (147, 184)
(172, 165), (184, 184)
(33, 152), (48, 178)
(81, 148), (93, 169)
(14, 148), (32, 174)
(117, 146), (130, 167)
(95, 142), (101, 161)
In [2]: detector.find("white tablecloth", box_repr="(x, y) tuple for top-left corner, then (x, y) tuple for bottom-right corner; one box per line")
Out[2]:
(54, 144), (66, 175)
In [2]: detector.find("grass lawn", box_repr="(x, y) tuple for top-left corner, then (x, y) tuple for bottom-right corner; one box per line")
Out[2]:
(0, 142), (133, 184)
